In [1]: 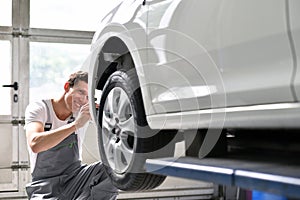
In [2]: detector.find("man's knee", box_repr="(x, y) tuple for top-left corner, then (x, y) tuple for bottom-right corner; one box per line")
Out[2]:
(91, 177), (119, 199)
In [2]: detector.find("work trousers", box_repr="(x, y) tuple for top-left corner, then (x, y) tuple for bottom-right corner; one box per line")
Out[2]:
(26, 162), (118, 200)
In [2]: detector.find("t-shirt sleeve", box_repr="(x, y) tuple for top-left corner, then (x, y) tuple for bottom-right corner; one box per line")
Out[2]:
(24, 101), (47, 129)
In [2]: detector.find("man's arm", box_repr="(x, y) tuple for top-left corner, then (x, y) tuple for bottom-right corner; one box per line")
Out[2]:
(26, 103), (90, 153)
(26, 121), (76, 153)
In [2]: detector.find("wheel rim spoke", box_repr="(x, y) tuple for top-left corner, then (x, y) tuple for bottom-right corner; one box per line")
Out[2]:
(106, 139), (116, 169)
(114, 144), (128, 172)
(106, 90), (115, 115)
(119, 142), (133, 165)
(102, 128), (111, 147)
(102, 112), (113, 132)
(119, 116), (135, 134)
(117, 90), (129, 117)
(112, 87), (121, 114)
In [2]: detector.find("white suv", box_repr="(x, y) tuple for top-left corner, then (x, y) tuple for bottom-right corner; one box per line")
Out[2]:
(85, 0), (300, 191)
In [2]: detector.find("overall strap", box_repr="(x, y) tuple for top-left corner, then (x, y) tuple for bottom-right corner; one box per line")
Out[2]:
(42, 100), (52, 131)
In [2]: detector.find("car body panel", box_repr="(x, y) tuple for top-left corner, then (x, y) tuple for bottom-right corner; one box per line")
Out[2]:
(145, 0), (226, 114)
(87, 0), (155, 121)
(146, 0), (295, 115)
(87, 0), (300, 130)
(147, 102), (300, 130)
(289, 0), (300, 100)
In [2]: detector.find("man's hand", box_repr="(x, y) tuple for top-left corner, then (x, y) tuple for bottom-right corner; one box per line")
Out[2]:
(74, 103), (91, 130)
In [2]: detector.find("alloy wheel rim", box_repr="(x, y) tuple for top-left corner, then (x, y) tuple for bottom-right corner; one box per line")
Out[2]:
(102, 87), (135, 173)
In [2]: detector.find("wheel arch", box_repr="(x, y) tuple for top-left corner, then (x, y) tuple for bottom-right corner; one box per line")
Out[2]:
(96, 36), (134, 91)
(92, 34), (153, 117)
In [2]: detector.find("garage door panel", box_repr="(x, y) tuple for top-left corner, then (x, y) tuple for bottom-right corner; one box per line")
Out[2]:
(0, 40), (19, 192)
(0, 169), (18, 192)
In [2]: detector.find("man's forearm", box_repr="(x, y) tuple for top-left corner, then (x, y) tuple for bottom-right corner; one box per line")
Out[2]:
(29, 122), (77, 153)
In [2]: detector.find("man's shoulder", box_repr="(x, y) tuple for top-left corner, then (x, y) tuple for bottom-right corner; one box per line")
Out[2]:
(27, 99), (51, 109)
(25, 100), (47, 126)
(25, 99), (51, 118)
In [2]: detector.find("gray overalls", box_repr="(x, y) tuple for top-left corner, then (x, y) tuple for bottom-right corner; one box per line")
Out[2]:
(26, 100), (118, 200)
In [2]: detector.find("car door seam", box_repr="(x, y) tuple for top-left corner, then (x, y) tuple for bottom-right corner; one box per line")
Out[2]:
(285, 0), (298, 101)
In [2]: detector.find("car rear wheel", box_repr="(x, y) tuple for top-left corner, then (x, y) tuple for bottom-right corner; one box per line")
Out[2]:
(98, 69), (176, 191)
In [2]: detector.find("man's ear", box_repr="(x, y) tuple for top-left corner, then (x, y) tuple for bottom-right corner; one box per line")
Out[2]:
(64, 82), (70, 92)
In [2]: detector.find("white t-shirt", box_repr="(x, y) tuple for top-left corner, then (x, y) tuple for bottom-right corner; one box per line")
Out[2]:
(24, 99), (86, 173)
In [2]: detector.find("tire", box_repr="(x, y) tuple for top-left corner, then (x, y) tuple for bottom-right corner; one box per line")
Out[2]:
(98, 69), (176, 191)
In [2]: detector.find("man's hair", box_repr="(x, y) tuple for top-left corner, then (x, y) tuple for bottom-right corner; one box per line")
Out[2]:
(67, 71), (88, 88)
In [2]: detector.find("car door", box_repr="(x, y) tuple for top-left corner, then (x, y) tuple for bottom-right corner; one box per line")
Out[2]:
(145, 0), (295, 114)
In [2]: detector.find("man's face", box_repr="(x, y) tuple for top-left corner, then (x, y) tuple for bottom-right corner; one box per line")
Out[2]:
(66, 80), (88, 113)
